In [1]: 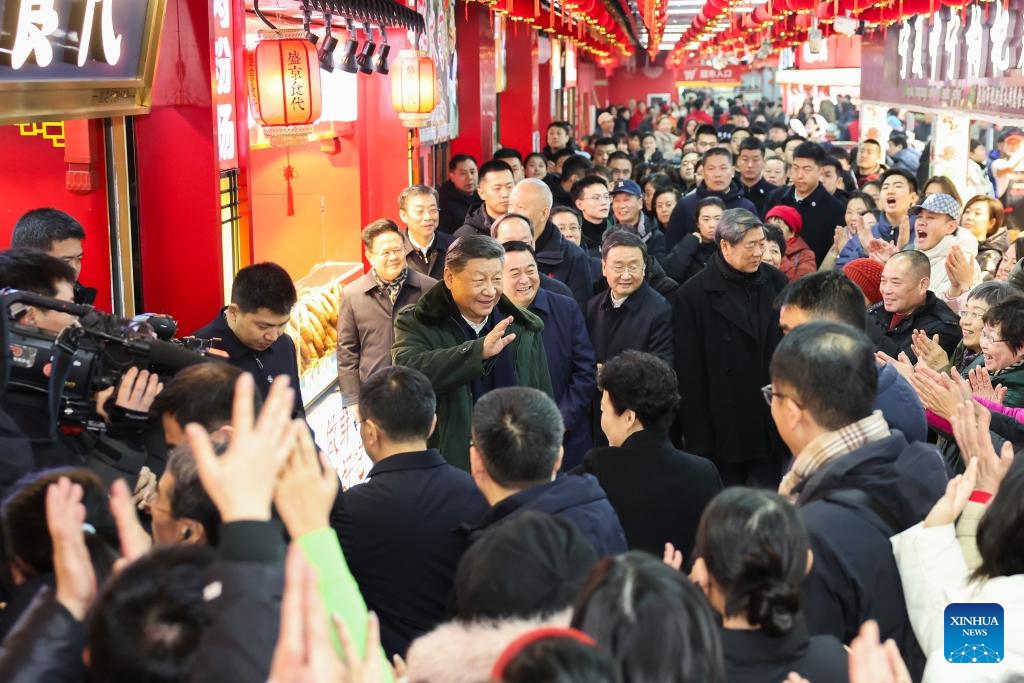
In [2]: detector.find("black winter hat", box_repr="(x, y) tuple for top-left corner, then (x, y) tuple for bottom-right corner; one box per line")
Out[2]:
(454, 511), (598, 621)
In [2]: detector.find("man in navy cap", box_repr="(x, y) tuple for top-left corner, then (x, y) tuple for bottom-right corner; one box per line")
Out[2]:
(610, 179), (666, 260)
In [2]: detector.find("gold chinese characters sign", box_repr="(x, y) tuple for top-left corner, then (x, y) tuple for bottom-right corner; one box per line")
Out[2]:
(0, 0), (168, 124)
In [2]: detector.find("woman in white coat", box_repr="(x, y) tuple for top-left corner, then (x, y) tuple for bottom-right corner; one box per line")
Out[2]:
(891, 401), (1024, 682)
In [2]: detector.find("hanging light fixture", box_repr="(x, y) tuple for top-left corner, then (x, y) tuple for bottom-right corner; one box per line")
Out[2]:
(247, 30), (323, 146)
(317, 11), (338, 71)
(390, 49), (435, 128)
(302, 3), (319, 46)
(375, 29), (391, 75)
(339, 18), (360, 73)
(356, 24), (378, 74)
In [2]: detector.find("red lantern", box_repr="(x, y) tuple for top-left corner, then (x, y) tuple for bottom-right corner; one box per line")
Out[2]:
(247, 31), (322, 146)
(752, 4), (771, 25)
(390, 50), (436, 128)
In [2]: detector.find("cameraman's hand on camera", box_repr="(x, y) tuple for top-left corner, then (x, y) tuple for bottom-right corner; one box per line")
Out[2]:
(274, 423), (339, 539)
(186, 373), (295, 522)
(46, 477), (97, 621)
(94, 367), (164, 423)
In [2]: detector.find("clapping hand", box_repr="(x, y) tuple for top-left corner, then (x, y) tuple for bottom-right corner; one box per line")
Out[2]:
(874, 350), (915, 379)
(186, 373), (296, 522)
(923, 459), (977, 528)
(109, 478), (153, 571)
(662, 542), (683, 571)
(944, 245), (975, 298)
(907, 364), (961, 420)
(950, 400), (1016, 495)
(967, 365), (1007, 405)
(909, 330), (949, 371)
(867, 239), (897, 264)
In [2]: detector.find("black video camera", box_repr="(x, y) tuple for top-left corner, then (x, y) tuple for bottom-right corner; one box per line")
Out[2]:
(1, 288), (211, 433)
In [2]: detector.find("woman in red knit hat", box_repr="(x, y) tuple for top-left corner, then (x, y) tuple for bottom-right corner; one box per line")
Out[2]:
(765, 205), (817, 281)
(842, 258), (884, 305)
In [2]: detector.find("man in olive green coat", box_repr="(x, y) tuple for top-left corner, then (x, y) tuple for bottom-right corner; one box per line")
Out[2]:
(393, 234), (554, 470)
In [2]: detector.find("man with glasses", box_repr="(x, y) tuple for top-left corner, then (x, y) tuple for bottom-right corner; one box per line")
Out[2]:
(571, 175), (614, 253)
(398, 185), (454, 281)
(585, 228), (672, 369)
(337, 219), (436, 405)
(766, 321), (946, 682)
(672, 208), (789, 487)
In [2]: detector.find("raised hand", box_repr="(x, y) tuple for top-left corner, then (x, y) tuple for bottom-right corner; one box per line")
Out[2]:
(908, 364), (961, 420)
(109, 478), (153, 570)
(274, 422), (340, 539)
(849, 620), (912, 683)
(950, 401), (1016, 495)
(909, 330), (949, 371)
(46, 477), (97, 621)
(662, 542), (683, 571)
(482, 316), (517, 360)
(186, 373), (296, 522)
(944, 245), (975, 298)
(967, 366), (1004, 405)
(923, 459), (977, 528)
(834, 225), (850, 255)
(268, 546), (346, 683)
(867, 239), (896, 264)
(874, 350), (914, 378)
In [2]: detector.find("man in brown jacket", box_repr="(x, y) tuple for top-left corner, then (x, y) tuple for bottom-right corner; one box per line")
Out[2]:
(337, 219), (436, 405)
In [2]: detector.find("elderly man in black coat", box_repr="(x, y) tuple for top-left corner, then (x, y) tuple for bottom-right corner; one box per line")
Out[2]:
(672, 208), (790, 487)
(586, 229), (673, 367)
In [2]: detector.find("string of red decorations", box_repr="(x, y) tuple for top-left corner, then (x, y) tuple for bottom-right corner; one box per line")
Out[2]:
(664, 0), (996, 67)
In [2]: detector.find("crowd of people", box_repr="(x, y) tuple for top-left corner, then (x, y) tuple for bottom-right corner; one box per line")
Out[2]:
(1, 92), (1024, 682)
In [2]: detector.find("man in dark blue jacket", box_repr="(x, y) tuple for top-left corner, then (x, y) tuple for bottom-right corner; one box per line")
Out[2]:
(466, 386), (626, 558)
(331, 366), (488, 658)
(769, 322), (948, 682)
(774, 270), (927, 443)
(502, 241), (597, 469)
(665, 147), (757, 251)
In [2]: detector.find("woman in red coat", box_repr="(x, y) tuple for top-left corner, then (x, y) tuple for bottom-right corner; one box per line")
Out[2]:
(766, 205), (817, 281)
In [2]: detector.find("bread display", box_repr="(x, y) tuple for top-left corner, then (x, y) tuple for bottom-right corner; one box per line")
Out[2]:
(287, 280), (343, 374)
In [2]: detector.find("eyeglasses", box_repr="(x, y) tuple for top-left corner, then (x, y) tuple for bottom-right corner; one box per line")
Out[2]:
(981, 329), (1006, 344)
(761, 384), (801, 408)
(370, 248), (404, 258)
(607, 263), (643, 276)
(960, 309), (985, 321)
(585, 193), (611, 202)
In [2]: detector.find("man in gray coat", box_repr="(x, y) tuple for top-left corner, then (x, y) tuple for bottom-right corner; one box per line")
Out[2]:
(337, 219), (436, 405)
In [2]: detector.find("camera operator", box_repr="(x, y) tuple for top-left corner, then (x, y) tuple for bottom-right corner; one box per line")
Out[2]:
(10, 208), (97, 305)
(194, 263), (306, 420)
(0, 249), (161, 484)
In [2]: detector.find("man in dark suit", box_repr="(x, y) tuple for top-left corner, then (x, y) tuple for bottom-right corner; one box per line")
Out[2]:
(672, 208), (790, 487)
(585, 229), (673, 367)
(762, 141), (847, 264)
(573, 351), (721, 558)
(399, 185), (454, 281)
(501, 241), (597, 470)
(337, 219), (436, 405)
(330, 366), (488, 659)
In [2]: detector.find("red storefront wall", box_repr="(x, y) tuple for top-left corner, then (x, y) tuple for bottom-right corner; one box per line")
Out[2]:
(0, 122), (114, 312)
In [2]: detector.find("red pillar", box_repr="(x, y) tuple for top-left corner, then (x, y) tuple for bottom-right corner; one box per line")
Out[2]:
(451, 2), (497, 162)
(498, 24), (538, 155)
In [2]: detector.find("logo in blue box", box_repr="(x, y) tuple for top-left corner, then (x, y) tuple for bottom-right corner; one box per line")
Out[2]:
(944, 603), (1003, 664)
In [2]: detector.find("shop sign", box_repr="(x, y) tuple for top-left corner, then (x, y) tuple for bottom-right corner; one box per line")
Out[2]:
(212, 0), (237, 170)
(675, 65), (742, 86)
(862, 5), (1024, 118)
(0, 0), (167, 123)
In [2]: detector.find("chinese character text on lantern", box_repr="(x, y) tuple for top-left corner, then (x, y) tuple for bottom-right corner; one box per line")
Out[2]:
(390, 49), (436, 128)
(247, 31), (322, 144)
